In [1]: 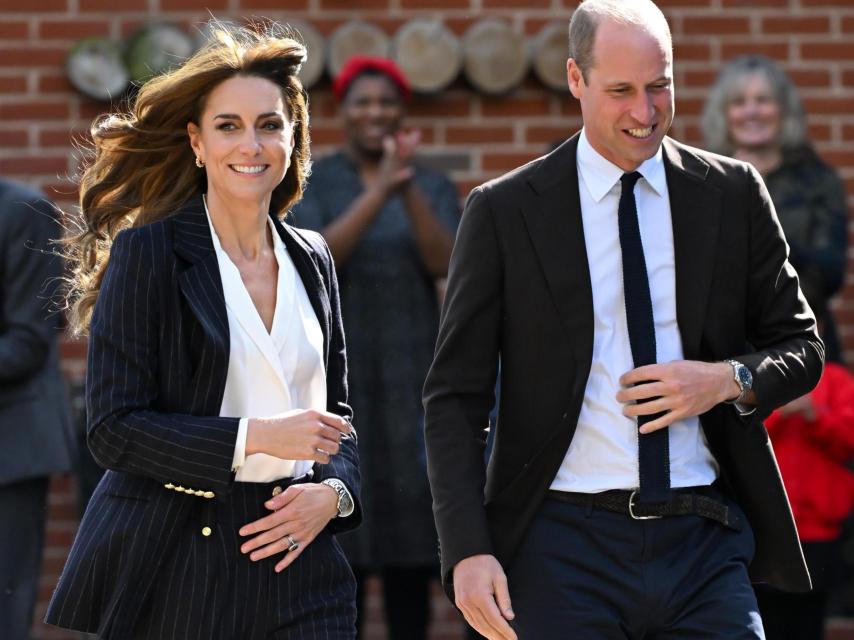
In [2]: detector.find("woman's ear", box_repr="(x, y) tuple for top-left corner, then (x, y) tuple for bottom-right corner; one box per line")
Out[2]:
(187, 122), (202, 158)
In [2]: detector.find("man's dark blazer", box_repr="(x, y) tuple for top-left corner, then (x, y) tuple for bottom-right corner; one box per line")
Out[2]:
(45, 194), (361, 637)
(423, 134), (823, 599)
(0, 179), (73, 483)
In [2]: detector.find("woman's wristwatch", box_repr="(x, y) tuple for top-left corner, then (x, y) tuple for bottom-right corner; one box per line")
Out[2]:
(321, 478), (355, 518)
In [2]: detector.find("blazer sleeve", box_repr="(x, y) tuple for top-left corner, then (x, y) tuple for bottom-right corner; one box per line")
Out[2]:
(87, 229), (240, 497)
(423, 186), (503, 577)
(0, 195), (63, 383)
(736, 164), (824, 419)
(306, 234), (362, 533)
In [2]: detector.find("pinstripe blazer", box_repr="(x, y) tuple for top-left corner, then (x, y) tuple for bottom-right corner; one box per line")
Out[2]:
(45, 194), (361, 637)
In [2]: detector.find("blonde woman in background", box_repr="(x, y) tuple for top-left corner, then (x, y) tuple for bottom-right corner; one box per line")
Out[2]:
(46, 25), (360, 640)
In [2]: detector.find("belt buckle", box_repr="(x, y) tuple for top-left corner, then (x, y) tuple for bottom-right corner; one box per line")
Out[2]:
(628, 490), (663, 520)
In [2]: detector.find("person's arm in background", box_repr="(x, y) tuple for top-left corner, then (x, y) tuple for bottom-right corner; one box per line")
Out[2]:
(403, 168), (458, 278)
(0, 193), (63, 382)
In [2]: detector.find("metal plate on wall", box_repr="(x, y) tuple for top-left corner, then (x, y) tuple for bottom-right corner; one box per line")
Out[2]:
(463, 19), (529, 95)
(393, 18), (461, 94)
(533, 22), (570, 93)
(327, 21), (390, 79)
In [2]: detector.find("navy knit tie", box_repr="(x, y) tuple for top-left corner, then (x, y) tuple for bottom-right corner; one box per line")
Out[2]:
(619, 172), (670, 503)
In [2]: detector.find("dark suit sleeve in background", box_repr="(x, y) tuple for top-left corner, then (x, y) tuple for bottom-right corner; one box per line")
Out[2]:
(0, 196), (63, 383)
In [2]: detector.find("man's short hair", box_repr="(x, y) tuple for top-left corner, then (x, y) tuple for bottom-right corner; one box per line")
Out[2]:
(568, 0), (673, 83)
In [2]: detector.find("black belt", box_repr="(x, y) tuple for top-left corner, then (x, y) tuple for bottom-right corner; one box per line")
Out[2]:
(547, 486), (741, 531)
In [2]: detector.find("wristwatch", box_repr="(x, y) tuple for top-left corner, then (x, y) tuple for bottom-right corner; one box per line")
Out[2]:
(321, 478), (355, 518)
(724, 359), (753, 405)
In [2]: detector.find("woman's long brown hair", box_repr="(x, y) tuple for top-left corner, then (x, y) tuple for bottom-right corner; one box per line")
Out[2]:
(65, 23), (311, 335)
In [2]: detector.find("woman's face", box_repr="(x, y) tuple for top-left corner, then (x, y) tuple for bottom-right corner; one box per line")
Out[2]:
(188, 75), (295, 205)
(725, 72), (782, 152)
(342, 74), (404, 155)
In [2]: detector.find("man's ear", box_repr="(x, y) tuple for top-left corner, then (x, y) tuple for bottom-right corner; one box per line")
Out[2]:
(567, 59), (585, 100)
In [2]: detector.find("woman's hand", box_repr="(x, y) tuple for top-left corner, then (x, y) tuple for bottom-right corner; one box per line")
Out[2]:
(376, 129), (421, 196)
(246, 409), (353, 464)
(239, 483), (339, 572)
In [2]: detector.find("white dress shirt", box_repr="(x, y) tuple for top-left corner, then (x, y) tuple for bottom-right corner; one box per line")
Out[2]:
(204, 199), (326, 482)
(550, 129), (718, 493)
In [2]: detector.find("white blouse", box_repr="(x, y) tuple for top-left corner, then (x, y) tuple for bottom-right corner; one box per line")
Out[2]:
(204, 198), (327, 482)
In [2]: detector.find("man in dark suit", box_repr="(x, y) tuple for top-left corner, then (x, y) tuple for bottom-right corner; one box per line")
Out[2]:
(423, 1), (823, 638)
(0, 179), (74, 639)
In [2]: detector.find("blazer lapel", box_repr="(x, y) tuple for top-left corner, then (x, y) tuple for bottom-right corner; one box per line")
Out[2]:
(663, 138), (722, 360)
(524, 134), (594, 363)
(275, 218), (332, 362)
(172, 195), (230, 393)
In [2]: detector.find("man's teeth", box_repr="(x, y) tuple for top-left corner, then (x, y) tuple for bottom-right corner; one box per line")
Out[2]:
(232, 165), (266, 174)
(627, 127), (653, 138)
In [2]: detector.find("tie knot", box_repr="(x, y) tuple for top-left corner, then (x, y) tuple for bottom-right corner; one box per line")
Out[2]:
(620, 171), (642, 190)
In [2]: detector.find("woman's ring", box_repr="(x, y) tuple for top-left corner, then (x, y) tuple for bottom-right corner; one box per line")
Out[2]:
(286, 534), (299, 552)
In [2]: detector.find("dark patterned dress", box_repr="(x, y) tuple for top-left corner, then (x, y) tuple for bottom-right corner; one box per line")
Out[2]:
(764, 146), (848, 362)
(291, 152), (460, 568)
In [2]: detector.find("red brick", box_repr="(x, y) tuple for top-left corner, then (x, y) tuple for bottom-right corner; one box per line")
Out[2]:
(559, 99), (582, 116)
(0, 46), (66, 67)
(761, 16), (830, 35)
(80, 0), (145, 9)
(38, 19), (110, 40)
(39, 129), (78, 147)
(843, 16), (854, 33)
(785, 68), (832, 89)
(238, 0), (307, 6)
(526, 125), (575, 146)
(37, 72), (74, 93)
(484, 0), (549, 6)
(675, 96), (705, 116)
(400, 0), (471, 7)
(445, 18), (478, 37)
(0, 20), (27, 38)
(446, 125), (514, 145)
(0, 0), (65, 10)
(525, 18), (570, 36)
(482, 151), (540, 171)
(842, 124), (854, 141)
(0, 101), (69, 120)
(800, 0), (854, 5)
(651, 0), (712, 6)
(683, 69), (720, 88)
(408, 96), (471, 118)
(482, 95), (551, 118)
(0, 156), (69, 175)
(722, 0), (789, 5)
(161, 0), (228, 8)
(0, 130), (28, 147)
(800, 42), (854, 61)
(673, 41), (713, 62)
(80, 99), (111, 121)
(842, 70), (854, 88)
(308, 125), (346, 146)
(816, 150), (854, 168)
(0, 74), (28, 92)
(721, 41), (789, 61)
(806, 122), (831, 142)
(320, 0), (388, 8)
(803, 96), (854, 115)
(683, 16), (751, 36)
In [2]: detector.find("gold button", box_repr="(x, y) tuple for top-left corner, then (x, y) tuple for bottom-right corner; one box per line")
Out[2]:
(175, 486), (185, 493)
(272, 486), (283, 497)
(194, 490), (204, 497)
(202, 526), (212, 537)
(183, 487), (194, 494)
(203, 491), (215, 499)
(164, 483), (174, 489)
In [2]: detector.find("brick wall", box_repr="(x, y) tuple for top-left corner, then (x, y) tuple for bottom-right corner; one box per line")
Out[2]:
(1, 0), (850, 638)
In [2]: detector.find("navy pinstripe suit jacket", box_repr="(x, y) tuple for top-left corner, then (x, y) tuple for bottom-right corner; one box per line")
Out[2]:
(45, 194), (361, 637)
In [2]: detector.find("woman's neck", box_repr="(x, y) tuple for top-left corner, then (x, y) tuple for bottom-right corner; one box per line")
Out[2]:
(732, 146), (783, 177)
(204, 189), (272, 262)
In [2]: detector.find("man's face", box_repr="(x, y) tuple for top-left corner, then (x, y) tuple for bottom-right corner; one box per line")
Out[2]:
(567, 20), (674, 172)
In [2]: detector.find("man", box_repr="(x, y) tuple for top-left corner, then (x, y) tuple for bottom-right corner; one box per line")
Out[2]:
(422, 1), (823, 638)
(0, 179), (74, 639)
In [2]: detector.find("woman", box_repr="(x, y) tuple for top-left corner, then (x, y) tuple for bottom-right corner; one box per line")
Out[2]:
(291, 57), (459, 640)
(701, 55), (848, 362)
(45, 25), (360, 639)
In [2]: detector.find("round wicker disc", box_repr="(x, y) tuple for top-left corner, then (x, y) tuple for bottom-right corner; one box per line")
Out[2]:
(289, 20), (325, 89)
(327, 21), (391, 78)
(533, 22), (570, 92)
(463, 19), (529, 95)
(392, 18), (461, 94)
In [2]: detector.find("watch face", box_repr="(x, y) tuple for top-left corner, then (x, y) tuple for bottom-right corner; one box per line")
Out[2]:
(737, 364), (753, 389)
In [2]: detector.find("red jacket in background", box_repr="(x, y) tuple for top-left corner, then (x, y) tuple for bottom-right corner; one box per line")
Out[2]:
(765, 362), (854, 542)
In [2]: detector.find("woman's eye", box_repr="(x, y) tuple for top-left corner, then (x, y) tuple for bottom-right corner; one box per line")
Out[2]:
(261, 121), (282, 130)
(217, 122), (237, 131)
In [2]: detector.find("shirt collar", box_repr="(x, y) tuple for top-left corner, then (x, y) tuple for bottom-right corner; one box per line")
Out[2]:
(203, 194), (285, 256)
(577, 128), (667, 202)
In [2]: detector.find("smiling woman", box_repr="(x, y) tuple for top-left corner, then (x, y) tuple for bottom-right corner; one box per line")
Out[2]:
(46, 22), (362, 640)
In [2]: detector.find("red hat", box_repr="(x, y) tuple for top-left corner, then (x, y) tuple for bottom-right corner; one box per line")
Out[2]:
(333, 56), (412, 102)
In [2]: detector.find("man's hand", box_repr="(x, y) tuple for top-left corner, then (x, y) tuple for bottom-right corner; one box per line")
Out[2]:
(617, 360), (739, 433)
(453, 554), (517, 640)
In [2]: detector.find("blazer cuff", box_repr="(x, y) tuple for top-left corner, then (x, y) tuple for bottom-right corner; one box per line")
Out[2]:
(231, 417), (250, 471)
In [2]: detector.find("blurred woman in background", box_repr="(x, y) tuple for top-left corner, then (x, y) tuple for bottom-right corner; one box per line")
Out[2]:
(292, 57), (459, 640)
(701, 55), (849, 362)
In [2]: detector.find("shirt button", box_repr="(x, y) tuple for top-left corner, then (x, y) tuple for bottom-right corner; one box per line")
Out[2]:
(201, 526), (212, 537)
(272, 485), (283, 497)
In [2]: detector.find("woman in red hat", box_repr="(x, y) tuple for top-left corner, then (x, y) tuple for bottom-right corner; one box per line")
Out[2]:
(292, 56), (459, 639)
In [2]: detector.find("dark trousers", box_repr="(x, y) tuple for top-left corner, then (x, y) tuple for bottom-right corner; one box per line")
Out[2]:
(354, 565), (436, 640)
(507, 496), (764, 639)
(135, 479), (356, 640)
(0, 477), (49, 640)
